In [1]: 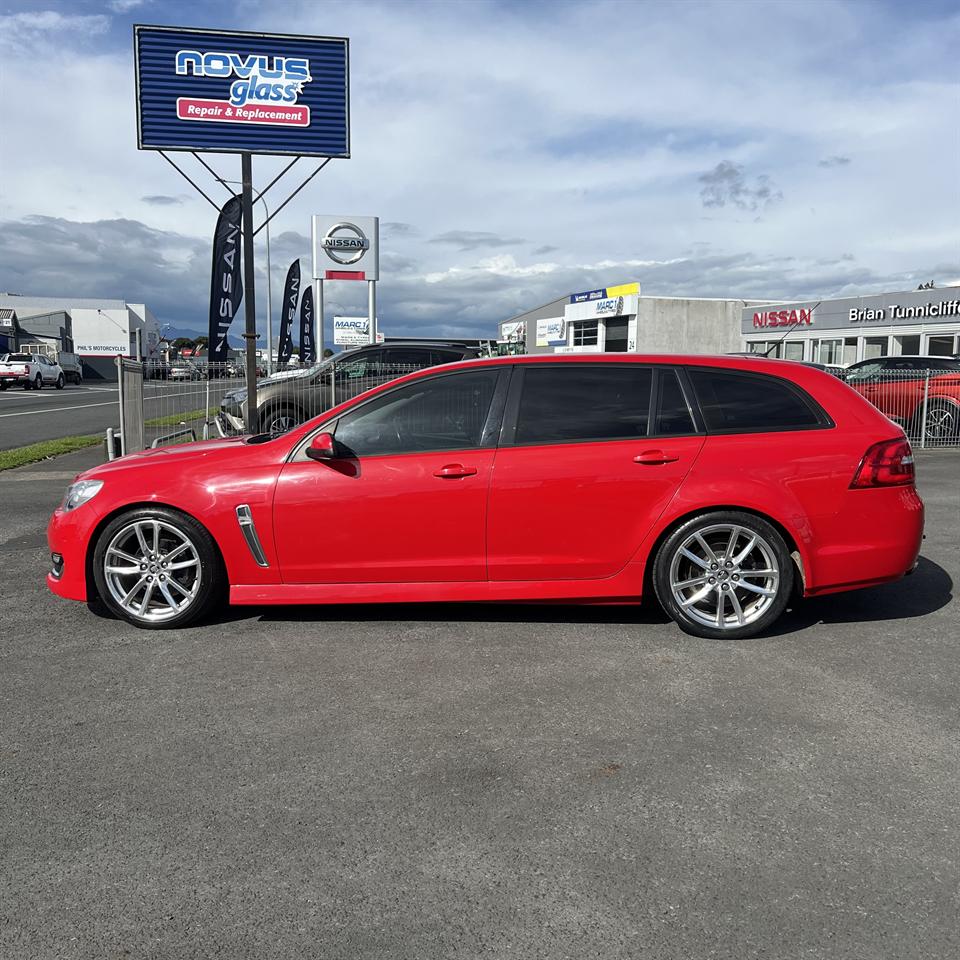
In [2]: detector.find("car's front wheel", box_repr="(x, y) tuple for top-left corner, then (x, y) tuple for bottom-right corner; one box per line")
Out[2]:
(653, 511), (793, 640)
(259, 404), (301, 436)
(92, 507), (224, 629)
(55, 373), (65, 389)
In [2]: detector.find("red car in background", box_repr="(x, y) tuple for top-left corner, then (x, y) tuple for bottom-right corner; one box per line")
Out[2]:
(844, 355), (960, 440)
(47, 354), (923, 640)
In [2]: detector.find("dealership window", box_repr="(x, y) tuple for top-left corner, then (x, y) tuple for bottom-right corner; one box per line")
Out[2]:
(334, 369), (499, 456)
(895, 335), (921, 356)
(782, 341), (805, 361)
(863, 336), (889, 359)
(688, 369), (822, 432)
(747, 342), (770, 355)
(927, 334), (959, 356)
(515, 365), (652, 444)
(815, 339), (843, 365)
(570, 320), (599, 347)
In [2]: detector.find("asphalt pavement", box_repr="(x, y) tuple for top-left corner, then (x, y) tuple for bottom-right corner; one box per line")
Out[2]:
(1, 448), (958, 959)
(0, 379), (238, 450)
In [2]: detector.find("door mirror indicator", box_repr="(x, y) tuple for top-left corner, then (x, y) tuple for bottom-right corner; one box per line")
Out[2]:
(306, 432), (338, 461)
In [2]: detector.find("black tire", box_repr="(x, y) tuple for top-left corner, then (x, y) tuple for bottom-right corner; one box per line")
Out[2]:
(259, 403), (302, 436)
(33, 373), (42, 390)
(91, 506), (225, 630)
(0, 382), (7, 391)
(652, 510), (793, 640)
(55, 374), (65, 390)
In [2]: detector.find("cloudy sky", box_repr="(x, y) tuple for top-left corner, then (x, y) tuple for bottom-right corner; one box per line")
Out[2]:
(1, 0), (958, 343)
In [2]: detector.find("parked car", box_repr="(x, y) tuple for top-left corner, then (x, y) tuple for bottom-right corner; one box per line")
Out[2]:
(844, 355), (960, 439)
(0, 352), (65, 390)
(48, 354), (923, 639)
(220, 341), (481, 435)
(168, 359), (204, 381)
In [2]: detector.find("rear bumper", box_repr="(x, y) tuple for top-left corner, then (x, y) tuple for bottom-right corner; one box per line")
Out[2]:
(805, 485), (924, 596)
(0, 373), (29, 385)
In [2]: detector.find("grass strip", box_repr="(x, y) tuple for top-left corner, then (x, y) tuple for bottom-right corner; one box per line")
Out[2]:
(145, 408), (210, 427)
(0, 434), (101, 472)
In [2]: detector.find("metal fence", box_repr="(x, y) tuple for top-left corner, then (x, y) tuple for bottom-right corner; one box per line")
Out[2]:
(846, 369), (960, 448)
(114, 356), (426, 454)
(114, 358), (960, 455)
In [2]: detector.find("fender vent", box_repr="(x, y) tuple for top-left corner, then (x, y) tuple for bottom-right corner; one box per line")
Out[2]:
(236, 505), (269, 568)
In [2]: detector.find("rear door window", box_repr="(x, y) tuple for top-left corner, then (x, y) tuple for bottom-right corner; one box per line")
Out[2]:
(514, 365), (653, 445)
(655, 369), (696, 435)
(688, 369), (824, 433)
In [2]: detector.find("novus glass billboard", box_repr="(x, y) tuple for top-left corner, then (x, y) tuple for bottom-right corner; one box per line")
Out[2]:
(134, 25), (349, 157)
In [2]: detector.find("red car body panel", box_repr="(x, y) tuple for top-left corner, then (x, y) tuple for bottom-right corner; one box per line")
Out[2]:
(46, 354), (924, 611)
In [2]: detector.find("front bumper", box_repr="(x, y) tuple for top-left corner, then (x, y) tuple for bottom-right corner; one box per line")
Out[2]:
(46, 506), (97, 602)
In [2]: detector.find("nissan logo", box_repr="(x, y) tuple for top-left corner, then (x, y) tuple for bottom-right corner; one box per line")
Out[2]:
(320, 222), (370, 265)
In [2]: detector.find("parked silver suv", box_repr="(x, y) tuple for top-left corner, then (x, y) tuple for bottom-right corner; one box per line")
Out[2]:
(219, 341), (481, 435)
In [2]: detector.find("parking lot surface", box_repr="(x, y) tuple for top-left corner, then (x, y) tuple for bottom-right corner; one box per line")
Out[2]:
(1, 448), (958, 959)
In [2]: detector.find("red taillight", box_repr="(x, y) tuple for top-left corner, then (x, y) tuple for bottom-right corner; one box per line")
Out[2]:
(851, 437), (915, 488)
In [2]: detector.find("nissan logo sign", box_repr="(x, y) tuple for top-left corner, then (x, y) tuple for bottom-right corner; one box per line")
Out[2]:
(320, 222), (370, 265)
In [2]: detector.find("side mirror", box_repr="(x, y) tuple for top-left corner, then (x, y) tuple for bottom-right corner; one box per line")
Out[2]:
(306, 432), (338, 461)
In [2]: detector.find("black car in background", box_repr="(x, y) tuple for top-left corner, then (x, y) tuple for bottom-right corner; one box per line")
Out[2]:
(220, 341), (481, 435)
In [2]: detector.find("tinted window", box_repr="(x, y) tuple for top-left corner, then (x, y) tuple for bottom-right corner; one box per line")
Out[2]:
(381, 347), (432, 369)
(656, 370), (696, 435)
(335, 350), (382, 380)
(515, 366), (652, 445)
(689, 369), (821, 432)
(335, 369), (499, 457)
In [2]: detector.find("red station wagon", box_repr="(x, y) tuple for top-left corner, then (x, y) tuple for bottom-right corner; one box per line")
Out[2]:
(47, 355), (924, 639)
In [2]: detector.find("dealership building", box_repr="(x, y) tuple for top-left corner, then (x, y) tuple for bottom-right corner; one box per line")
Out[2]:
(0, 294), (161, 380)
(497, 282), (960, 363)
(742, 286), (960, 364)
(497, 283), (762, 356)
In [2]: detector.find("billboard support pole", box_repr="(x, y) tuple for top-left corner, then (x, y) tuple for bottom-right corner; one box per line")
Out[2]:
(241, 152), (259, 433)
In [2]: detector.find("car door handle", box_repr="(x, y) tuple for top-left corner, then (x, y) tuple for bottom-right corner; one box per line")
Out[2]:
(433, 463), (478, 479)
(634, 450), (679, 465)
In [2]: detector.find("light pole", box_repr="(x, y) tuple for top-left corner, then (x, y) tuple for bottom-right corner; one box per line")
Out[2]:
(224, 180), (273, 374)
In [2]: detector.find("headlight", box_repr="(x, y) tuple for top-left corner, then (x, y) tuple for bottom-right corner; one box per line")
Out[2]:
(62, 479), (103, 512)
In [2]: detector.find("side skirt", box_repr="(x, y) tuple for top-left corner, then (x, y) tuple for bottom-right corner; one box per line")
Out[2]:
(230, 563), (646, 606)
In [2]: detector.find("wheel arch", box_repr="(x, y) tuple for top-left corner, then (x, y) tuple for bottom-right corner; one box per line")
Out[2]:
(641, 504), (807, 601)
(84, 500), (227, 602)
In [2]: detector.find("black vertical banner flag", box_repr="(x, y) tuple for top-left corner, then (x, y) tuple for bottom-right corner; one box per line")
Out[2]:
(207, 195), (242, 363)
(278, 259), (300, 366)
(299, 286), (315, 364)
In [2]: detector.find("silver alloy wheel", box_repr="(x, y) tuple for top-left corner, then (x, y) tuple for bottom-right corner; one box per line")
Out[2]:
(925, 402), (958, 439)
(103, 518), (202, 623)
(669, 523), (780, 631)
(266, 412), (296, 435)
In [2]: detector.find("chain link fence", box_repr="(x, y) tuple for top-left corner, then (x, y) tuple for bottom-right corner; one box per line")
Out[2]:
(846, 369), (960, 448)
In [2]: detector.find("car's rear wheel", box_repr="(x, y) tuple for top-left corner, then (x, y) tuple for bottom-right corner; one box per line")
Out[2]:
(259, 404), (301, 436)
(32, 373), (42, 390)
(924, 400), (960, 441)
(653, 511), (793, 640)
(92, 507), (223, 629)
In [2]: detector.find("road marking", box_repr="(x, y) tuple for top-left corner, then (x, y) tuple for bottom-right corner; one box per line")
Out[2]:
(0, 400), (118, 419)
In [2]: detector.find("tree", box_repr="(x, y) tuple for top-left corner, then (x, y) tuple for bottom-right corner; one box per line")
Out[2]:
(172, 337), (195, 350)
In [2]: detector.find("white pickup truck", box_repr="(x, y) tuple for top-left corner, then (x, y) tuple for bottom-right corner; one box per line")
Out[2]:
(0, 352), (66, 390)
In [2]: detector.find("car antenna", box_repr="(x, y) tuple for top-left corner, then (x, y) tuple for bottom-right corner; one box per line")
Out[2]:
(765, 301), (821, 357)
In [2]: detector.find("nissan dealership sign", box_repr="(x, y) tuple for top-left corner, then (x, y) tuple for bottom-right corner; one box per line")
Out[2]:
(312, 215), (379, 280)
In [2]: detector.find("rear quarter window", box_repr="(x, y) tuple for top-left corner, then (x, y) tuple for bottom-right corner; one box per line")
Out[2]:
(688, 368), (825, 433)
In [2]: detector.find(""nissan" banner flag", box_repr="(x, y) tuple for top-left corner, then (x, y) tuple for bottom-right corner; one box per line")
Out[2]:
(278, 259), (300, 366)
(299, 286), (315, 364)
(207, 195), (243, 363)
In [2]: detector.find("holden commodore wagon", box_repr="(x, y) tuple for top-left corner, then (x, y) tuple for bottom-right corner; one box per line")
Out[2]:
(47, 355), (924, 639)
